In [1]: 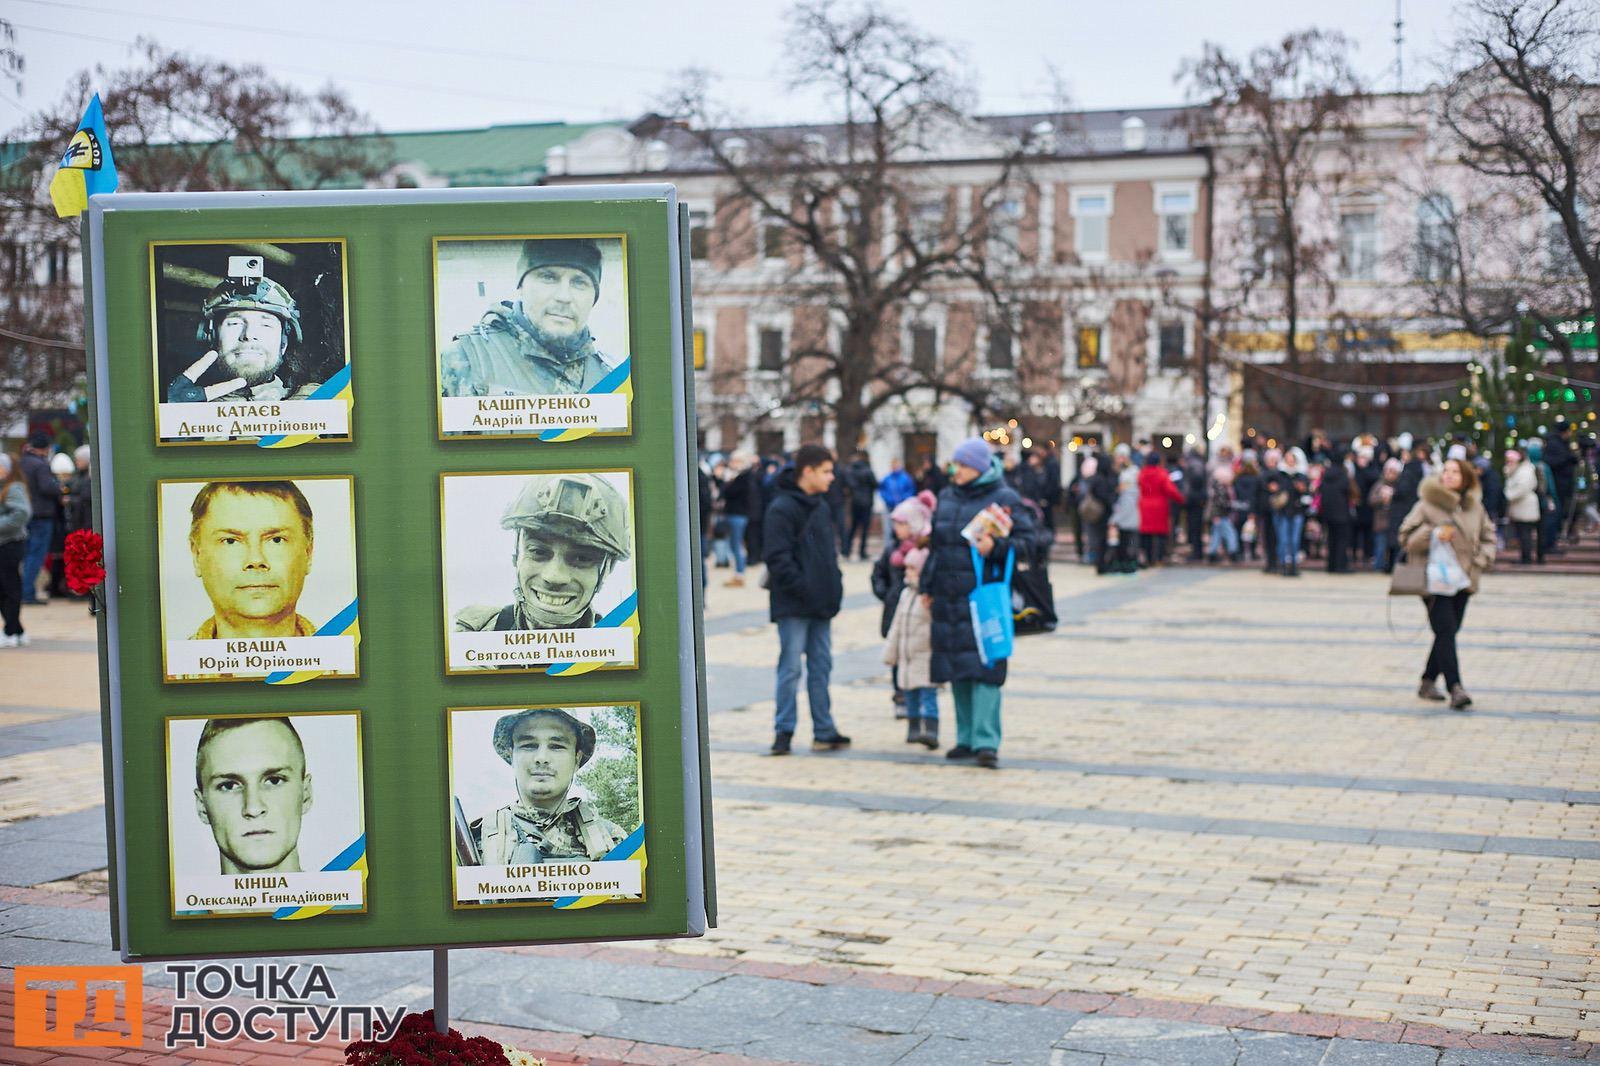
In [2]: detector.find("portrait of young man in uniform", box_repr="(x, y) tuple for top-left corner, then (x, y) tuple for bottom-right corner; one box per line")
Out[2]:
(453, 472), (632, 635)
(439, 237), (621, 399)
(466, 708), (628, 866)
(186, 480), (316, 640)
(192, 716), (312, 875)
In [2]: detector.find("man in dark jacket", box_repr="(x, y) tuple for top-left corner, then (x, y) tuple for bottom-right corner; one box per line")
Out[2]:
(18, 433), (61, 606)
(921, 437), (1037, 770)
(1320, 448), (1354, 573)
(762, 444), (849, 755)
(1181, 450), (1208, 561)
(1544, 419), (1577, 546)
(1353, 447), (1380, 564)
(843, 452), (878, 560)
(1387, 442), (1430, 571)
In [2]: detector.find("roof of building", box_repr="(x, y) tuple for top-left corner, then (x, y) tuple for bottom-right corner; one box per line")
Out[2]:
(375, 120), (620, 186)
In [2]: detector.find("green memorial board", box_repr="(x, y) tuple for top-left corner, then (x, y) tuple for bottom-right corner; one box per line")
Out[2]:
(83, 185), (714, 960)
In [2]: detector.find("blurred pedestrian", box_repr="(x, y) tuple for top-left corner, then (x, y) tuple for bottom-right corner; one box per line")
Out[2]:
(1105, 445), (1141, 574)
(923, 438), (1035, 769)
(18, 433), (60, 606)
(0, 454), (30, 648)
(1205, 464), (1241, 563)
(1398, 457), (1495, 710)
(1368, 458), (1402, 570)
(719, 453), (758, 587)
(1182, 448), (1208, 562)
(763, 444), (850, 755)
(877, 457), (917, 545)
(1137, 451), (1184, 566)
(843, 451), (878, 561)
(1503, 448), (1540, 565)
(872, 490), (935, 716)
(1266, 447), (1311, 577)
(882, 510), (940, 750)
(1320, 445), (1354, 573)
(1235, 453), (1262, 561)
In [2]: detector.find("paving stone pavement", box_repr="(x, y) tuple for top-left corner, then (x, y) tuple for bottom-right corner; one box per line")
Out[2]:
(0, 560), (1597, 1064)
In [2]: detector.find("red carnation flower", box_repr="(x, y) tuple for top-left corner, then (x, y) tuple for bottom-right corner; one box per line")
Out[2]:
(63, 529), (106, 595)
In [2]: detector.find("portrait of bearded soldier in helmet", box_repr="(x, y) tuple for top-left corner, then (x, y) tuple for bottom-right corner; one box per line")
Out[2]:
(465, 708), (628, 866)
(439, 237), (617, 398)
(454, 472), (632, 634)
(167, 264), (323, 404)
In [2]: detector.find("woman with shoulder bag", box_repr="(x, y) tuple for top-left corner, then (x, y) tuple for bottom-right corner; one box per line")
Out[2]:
(1397, 457), (1496, 710)
(0, 454), (31, 648)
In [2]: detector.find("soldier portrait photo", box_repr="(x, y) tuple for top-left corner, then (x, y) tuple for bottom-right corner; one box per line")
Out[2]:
(166, 711), (366, 917)
(434, 235), (631, 437)
(152, 240), (350, 443)
(441, 470), (638, 671)
(158, 476), (359, 681)
(449, 704), (642, 905)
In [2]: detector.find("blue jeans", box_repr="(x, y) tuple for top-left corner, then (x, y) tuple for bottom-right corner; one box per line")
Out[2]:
(775, 616), (836, 737)
(1371, 530), (1390, 571)
(21, 518), (53, 603)
(906, 686), (938, 722)
(725, 514), (749, 574)
(1272, 513), (1304, 566)
(951, 679), (1002, 752)
(1209, 517), (1239, 557)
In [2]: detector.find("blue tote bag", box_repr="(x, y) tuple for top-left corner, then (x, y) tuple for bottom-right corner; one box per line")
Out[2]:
(967, 545), (1015, 666)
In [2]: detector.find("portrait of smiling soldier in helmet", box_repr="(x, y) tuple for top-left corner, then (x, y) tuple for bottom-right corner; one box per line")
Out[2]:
(465, 708), (628, 866)
(454, 472), (632, 634)
(440, 237), (617, 399)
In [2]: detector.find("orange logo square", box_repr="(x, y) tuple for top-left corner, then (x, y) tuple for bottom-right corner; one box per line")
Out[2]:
(14, 965), (143, 1048)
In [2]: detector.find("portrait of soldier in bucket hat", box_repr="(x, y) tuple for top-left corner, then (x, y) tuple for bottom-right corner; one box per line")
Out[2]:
(439, 237), (622, 399)
(458, 707), (630, 866)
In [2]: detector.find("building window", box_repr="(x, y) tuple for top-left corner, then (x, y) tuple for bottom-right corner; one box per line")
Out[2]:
(1546, 202), (1586, 276)
(1072, 191), (1111, 259)
(1250, 211), (1280, 282)
(988, 195), (1024, 262)
(910, 196), (945, 255)
(2, 242), (27, 288)
(1339, 208), (1378, 280)
(1158, 322), (1187, 369)
(910, 325), (938, 375)
(689, 209), (710, 261)
(1158, 188), (1195, 256)
(693, 327), (707, 370)
(1076, 325), (1103, 368)
(758, 328), (785, 371)
(46, 243), (72, 287)
(986, 323), (1015, 370)
(761, 217), (789, 262)
(1413, 194), (1454, 282)
(838, 197), (864, 251)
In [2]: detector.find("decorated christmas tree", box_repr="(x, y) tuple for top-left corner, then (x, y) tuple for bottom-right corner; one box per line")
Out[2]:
(1448, 316), (1595, 464)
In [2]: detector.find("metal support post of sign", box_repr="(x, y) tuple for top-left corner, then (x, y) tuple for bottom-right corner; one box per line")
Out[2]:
(434, 948), (448, 1033)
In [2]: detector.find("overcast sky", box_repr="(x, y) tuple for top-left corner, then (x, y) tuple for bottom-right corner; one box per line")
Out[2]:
(5, 0), (1459, 136)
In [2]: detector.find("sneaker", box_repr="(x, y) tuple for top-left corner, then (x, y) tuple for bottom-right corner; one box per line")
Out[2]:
(811, 733), (851, 752)
(768, 732), (792, 756)
(13, 633), (29, 648)
(975, 749), (999, 769)
(0, 635), (17, 649)
(945, 745), (976, 760)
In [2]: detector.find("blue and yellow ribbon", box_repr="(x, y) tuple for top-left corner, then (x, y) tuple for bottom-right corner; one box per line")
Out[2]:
(273, 834), (367, 920)
(264, 598), (359, 685)
(537, 357), (632, 443)
(258, 364), (353, 449)
(552, 825), (645, 910)
(545, 591), (636, 677)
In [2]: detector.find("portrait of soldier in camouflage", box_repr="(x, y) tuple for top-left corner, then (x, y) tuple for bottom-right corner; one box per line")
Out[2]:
(460, 708), (629, 866)
(452, 472), (632, 635)
(439, 237), (620, 398)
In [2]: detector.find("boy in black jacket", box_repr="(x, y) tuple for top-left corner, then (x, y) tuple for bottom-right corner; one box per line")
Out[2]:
(762, 444), (849, 755)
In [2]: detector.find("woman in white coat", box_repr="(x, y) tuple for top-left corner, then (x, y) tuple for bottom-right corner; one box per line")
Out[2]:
(1502, 449), (1540, 565)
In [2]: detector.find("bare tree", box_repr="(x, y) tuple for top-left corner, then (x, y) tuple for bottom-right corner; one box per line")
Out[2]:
(0, 40), (391, 434)
(1441, 0), (1600, 372)
(1180, 30), (1367, 442)
(662, 1), (1057, 452)
(0, 18), (22, 96)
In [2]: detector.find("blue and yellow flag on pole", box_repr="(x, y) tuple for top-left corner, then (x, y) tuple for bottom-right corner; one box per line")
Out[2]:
(50, 94), (118, 218)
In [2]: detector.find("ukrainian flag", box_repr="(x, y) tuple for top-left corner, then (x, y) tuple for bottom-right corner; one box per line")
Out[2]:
(50, 94), (118, 219)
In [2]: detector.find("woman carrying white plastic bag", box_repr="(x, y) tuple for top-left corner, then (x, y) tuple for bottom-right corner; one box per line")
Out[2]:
(1398, 457), (1496, 710)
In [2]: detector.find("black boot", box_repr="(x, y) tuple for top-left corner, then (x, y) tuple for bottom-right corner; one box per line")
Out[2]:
(906, 719), (921, 744)
(769, 731), (792, 756)
(917, 720), (939, 750)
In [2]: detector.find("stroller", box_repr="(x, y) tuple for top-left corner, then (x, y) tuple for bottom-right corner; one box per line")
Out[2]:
(1010, 498), (1058, 634)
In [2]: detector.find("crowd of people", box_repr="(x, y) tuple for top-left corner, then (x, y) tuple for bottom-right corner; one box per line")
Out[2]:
(1, 432), (95, 649)
(1064, 421), (1596, 577)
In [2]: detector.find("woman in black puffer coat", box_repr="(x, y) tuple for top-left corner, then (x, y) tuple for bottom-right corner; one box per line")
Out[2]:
(920, 438), (1038, 770)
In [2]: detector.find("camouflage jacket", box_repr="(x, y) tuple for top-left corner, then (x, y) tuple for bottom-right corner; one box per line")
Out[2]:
(471, 795), (627, 865)
(440, 303), (613, 397)
(453, 602), (597, 633)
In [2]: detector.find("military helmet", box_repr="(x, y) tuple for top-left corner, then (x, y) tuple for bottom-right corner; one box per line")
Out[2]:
(492, 708), (596, 767)
(199, 277), (303, 347)
(501, 473), (630, 560)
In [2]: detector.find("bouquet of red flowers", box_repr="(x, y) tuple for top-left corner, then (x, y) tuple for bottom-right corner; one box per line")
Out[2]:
(345, 1010), (514, 1066)
(63, 529), (106, 596)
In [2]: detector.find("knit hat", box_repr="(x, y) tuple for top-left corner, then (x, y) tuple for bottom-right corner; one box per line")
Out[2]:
(890, 492), (934, 536)
(516, 238), (603, 300)
(1446, 443), (1468, 461)
(952, 437), (993, 473)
